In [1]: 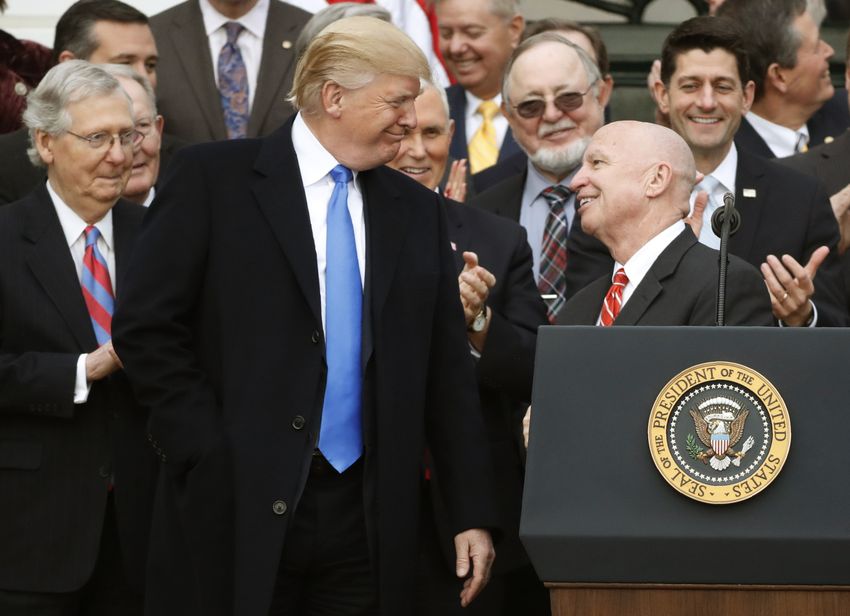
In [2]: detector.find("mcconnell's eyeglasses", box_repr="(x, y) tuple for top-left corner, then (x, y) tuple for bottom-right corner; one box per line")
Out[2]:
(512, 81), (598, 119)
(66, 129), (144, 150)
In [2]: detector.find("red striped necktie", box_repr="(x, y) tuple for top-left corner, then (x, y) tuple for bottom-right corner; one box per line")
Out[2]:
(81, 225), (114, 346)
(599, 267), (628, 327)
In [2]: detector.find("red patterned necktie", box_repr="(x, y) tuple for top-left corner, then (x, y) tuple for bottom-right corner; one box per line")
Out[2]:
(599, 267), (628, 327)
(81, 225), (114, 345)
(538, 185), (571, 323)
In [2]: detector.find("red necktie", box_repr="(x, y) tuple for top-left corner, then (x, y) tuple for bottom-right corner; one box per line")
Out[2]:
(81, 225), (114, 345)
(599, 267), (628, 327)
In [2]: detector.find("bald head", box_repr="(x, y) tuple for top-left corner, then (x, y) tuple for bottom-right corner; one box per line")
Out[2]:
(571, 121), (698, 263)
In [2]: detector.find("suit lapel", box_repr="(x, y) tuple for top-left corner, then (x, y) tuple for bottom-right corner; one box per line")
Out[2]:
(169, 0), (228, 140)
(615, 229), (695, 325)
(112, 200), (142, 290)
(251, 123), (322, 326)
(247, 1), (301, 137)
(360, 169), (410, 325)
(24, 186), (97, 351)
(730, 151), (768, 263)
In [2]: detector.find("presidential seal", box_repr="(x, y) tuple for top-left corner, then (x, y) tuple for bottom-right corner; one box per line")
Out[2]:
(647, 362), (790, 505)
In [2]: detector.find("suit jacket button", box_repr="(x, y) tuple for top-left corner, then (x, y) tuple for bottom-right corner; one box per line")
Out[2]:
(311, 330), (321, 344)
(272, 500), (287, 515)
(98, 465), (111, 478)
(291, 415), (306, 430)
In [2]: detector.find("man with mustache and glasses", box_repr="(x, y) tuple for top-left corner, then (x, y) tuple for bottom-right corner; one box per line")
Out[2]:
(469, 33), (614, 322)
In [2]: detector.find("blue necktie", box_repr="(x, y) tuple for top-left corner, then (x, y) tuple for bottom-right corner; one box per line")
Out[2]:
(318, 165), (363, 472)
(218, 22), (249, 139)
(81, 226), (114, 346)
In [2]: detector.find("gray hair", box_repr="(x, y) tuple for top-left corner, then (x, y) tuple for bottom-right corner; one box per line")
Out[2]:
(295, 2), (392, 58)
(502, 32), (601, 108)
(23, 60), (130, 167)
(420, 78), (451, 129)
(434, 0), (521, 20)
(100, 63), (158, 116)
(717, 0), (826, 100)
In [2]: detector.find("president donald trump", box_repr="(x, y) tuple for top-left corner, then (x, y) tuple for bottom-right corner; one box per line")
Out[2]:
(113, 16), (497, 616)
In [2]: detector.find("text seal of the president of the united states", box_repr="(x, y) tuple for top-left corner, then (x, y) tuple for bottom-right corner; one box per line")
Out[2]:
(648, 362), (791, 505)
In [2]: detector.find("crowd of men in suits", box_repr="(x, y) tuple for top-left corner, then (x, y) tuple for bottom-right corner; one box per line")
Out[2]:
(0, 0), (849, 615)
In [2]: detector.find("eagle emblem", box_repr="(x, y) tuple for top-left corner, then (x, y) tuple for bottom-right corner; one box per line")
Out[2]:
(688, 397), (755, 471)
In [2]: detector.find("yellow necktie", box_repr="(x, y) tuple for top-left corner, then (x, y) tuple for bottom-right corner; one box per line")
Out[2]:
(468, 100), (499, 174)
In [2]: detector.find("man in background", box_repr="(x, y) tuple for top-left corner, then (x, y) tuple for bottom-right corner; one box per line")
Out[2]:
(435, 0), (523, 174)
(150, 0), (310, 142)
(0, 0), (181, 205)
(387, 82), (549, 616)
(469, 33), (613, 322)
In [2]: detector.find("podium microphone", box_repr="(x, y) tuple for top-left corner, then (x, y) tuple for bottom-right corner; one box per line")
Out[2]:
(711, 192), (740, 327)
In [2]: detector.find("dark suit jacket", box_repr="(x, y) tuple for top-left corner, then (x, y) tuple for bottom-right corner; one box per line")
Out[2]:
(447, 84), (521, 165)
(112, 119), (498, 616)
(735, 89), (850, 159)
(469, 168), (614, 302)
(780, 128), (850, 195)
(0, 126), (185, 205)
(0, 185), (153, 593)
(557, 229), (774, 326)
(426, 201), (546, 577)
(567, 150), (848, 326)
(150, 0), (310, 143)
(780, 128), (850, 311)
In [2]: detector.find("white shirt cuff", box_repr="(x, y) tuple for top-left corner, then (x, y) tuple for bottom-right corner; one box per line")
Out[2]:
(74, 354), (92, 403)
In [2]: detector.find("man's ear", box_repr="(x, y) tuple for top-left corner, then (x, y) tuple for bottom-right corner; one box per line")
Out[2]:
(645, 162), (672, 198)
(653, 80), (671, 115)
(507, 14), (524, 48)
(765, 62), (788, 94)
(57, 50), (77, 63)
(321, 81), (344, 118)
(154, 114), (165, 136)
(447, 118), (455, 141)
(741, 79), (756, 114)
(34, 129), (54, 166)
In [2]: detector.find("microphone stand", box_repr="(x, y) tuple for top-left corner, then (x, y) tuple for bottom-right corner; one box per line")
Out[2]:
(711, 192), (741, 326)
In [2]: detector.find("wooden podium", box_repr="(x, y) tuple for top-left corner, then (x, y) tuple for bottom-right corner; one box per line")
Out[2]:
(522, 327), (850, 616)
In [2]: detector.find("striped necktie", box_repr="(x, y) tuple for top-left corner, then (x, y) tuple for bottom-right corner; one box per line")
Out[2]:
(599, 267), (628, 327)
(468, 100), (499, 174)
(318, 165), (363, 473)
(218, 21), (249, 139)
(538, 185), (571, 322)
(81, 226), (114, 346)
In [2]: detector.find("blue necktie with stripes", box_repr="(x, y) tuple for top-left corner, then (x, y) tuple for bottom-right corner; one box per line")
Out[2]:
(81, 226), (114, 346)
(318, 165), (363, 473)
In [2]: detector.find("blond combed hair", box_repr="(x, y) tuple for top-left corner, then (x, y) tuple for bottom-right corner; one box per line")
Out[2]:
(289, 16), (431, 114)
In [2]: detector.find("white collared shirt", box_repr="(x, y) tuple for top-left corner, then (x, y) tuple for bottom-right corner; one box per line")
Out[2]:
(200, 0), (269, 112)
(690, 143), (738, 249)
(744, 111), (809, 158)
(46, 180), (116, 404)
(519, 160), (579, 283)
(597, 220), (685, 325)
(464, 90), (509, 153)
(292, 113), (366, 332)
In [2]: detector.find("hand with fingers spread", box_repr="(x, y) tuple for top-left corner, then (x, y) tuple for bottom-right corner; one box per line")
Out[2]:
(454, 528), (495, 607)
(760, 246), (829, 326)
(444, 159), (468, 203)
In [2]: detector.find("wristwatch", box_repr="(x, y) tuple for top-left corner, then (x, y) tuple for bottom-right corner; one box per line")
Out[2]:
(469, 305), (487, 332)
